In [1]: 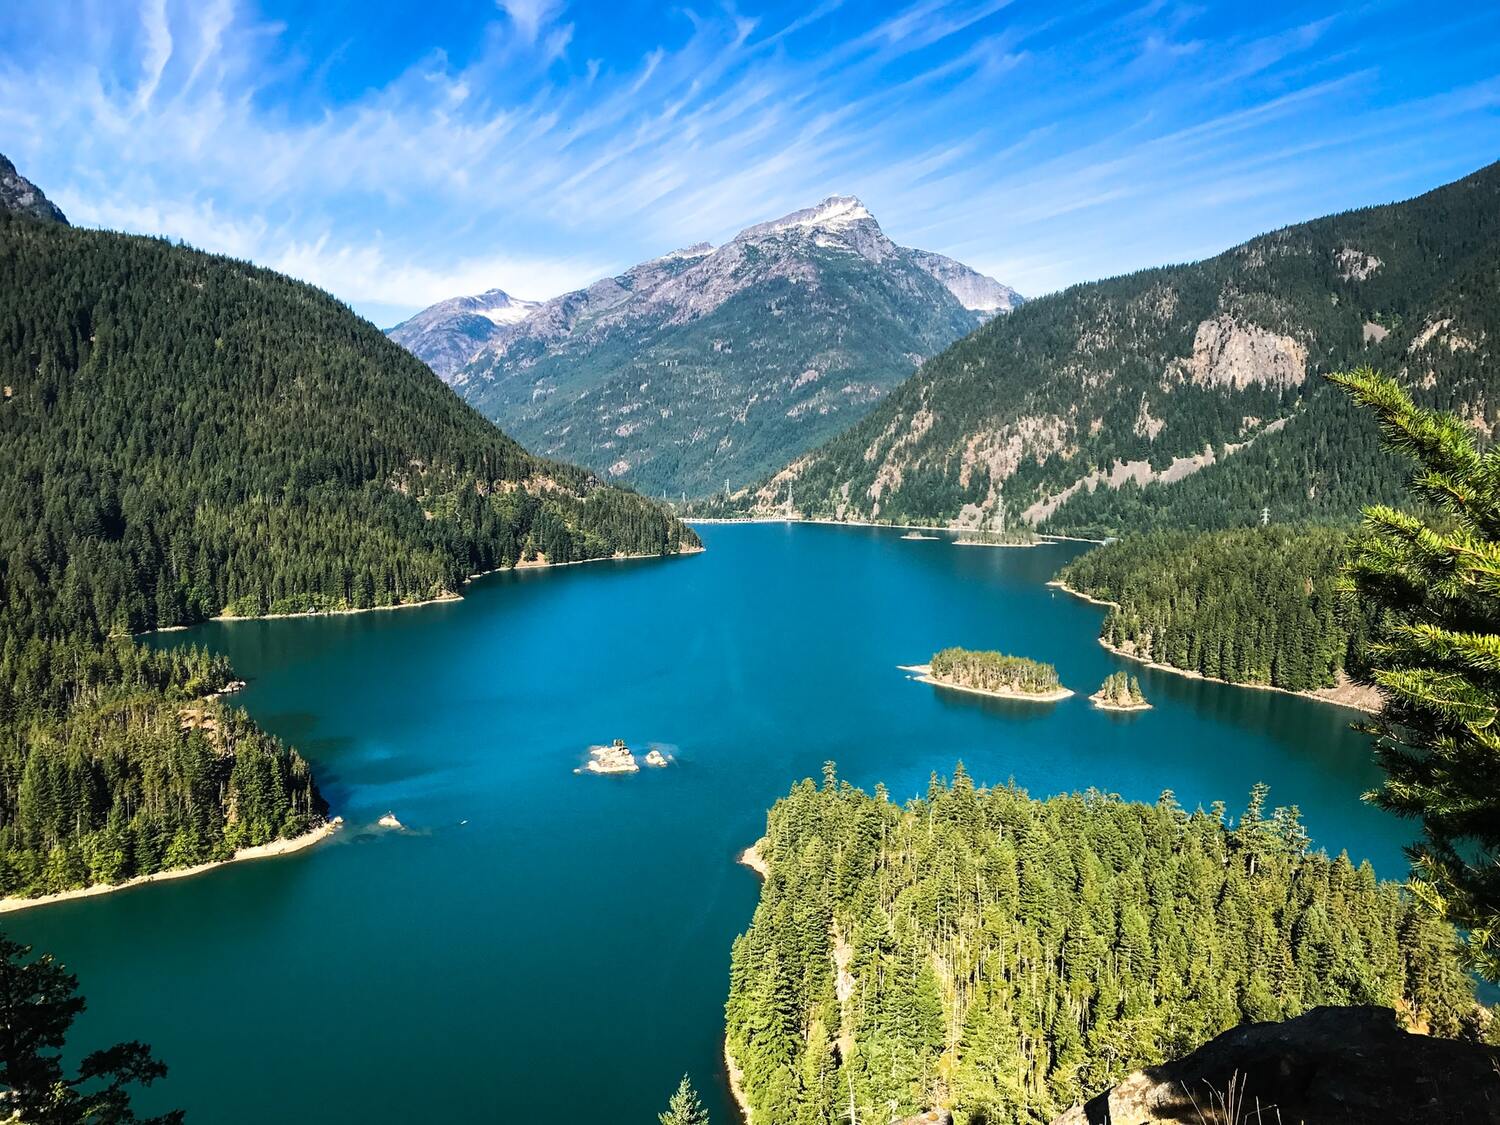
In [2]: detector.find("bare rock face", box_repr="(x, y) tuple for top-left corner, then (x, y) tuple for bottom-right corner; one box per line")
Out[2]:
(906, 248), (1023, 315)
(1176, 315), (1308, 391)
(0, 154), (67, 224)
(1049, 1006), (1500, 1125)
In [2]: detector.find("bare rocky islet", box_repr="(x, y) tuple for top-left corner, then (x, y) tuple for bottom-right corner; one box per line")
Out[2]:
(576, 740), (673, 775)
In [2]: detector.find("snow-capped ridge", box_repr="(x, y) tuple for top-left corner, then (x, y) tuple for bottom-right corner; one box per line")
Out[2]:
(477, 295), (541, 326)
(658, 242), (714, 262)
(734, 195), (878, 242)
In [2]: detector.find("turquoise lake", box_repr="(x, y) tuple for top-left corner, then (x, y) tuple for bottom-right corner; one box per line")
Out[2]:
(4, 523), (1403, 1122)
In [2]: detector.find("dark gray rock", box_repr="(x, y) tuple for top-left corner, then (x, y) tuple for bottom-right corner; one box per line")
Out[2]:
(1050, 1006), (1500, 1125)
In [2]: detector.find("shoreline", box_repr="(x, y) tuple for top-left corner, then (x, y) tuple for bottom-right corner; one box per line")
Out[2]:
(727, 838), (769, 1123)
(1090, 694), (1153, 713)
(0, 818), (341, 915)
(185, 544), (703, 628)
(953, 538), (1045, 549)
(900, 664), (1075, 703)
(724, 1039), (753, 1125)
(685, 515), (1101, 543)
(738, 839), (769, 880)
(1048, 580), (1383, 714)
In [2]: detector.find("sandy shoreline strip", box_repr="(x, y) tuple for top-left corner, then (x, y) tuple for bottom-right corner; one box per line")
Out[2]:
(952, 538), (1044, 549)
(724, 1039), (753, 1124)
(900, 664), (1074, 703)
(727, 838), (769, 1123)
(1048, 579), (1383, 714)
(0, 819), (341, 915)
(685, 515), (1101, 543)
(1090, 693), (1153, 713)
(190, 545), (703, 627)
(738, 839), (769, 880)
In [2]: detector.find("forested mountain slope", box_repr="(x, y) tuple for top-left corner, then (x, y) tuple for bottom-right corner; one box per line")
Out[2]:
(740, 162), (1500, 533)
(0, 158), (693, 898)
(727, 769), (1478, 1125)
(0, 210), (696, 632)
(413, 196), (1021, 497)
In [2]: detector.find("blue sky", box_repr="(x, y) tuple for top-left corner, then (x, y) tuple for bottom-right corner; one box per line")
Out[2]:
(2, 0), (1497, 327)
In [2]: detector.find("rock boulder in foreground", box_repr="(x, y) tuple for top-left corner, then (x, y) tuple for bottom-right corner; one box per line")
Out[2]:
(1050, 1006), (1500, 1125)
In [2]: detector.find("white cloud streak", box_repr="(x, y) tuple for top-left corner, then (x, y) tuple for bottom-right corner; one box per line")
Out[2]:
(0, 0), (1496, 319)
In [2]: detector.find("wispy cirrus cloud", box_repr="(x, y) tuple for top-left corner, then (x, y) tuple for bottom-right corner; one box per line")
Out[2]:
(1, 0), (1497, 325)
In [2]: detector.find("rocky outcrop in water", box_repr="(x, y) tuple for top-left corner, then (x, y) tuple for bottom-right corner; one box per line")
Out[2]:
(1049, 1006), (1500, 1125)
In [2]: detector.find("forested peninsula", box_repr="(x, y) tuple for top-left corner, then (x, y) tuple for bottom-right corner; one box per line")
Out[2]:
(726, 767), (1478, 1125)
(1051, 525), (1377, 706)
(0, 198), (695, 900)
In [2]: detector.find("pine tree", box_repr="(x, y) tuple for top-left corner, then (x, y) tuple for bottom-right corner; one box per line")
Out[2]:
(658, 1074), (709, 1125)
(1329, 367), (1500, 981)
(0, 936), (182, 1124)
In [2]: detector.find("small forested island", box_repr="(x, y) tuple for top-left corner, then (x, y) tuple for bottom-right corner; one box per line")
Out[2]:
(908, 647), (1072, 701)
(726, 766), (1480, 1125)
(1052, 525), (1378, 708)
(1091, 670), (1149, 711)
(953, 528), (1041, 547)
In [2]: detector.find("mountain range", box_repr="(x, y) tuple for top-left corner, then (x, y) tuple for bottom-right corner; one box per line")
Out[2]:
(388, 196), (1021, 496)
(733, 161), (1499, 534)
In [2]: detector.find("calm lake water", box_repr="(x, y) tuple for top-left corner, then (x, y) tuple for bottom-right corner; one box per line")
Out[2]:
(5, 523), (1403, 1123)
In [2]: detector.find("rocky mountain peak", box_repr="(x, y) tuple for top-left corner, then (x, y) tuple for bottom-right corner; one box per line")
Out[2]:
(732, 194), (882, 248)
(0, 154), (67, 224)
(389, 193), (1022, 493)
(386, 286), (541, 379)
(734, 195), (877, 240)
(656, 242), (714, 262)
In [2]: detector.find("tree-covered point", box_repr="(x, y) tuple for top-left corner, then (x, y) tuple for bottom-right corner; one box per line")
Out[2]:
(0, 210), (697, 637)
(928, 648), (1061, 695)
(726, 767), (1478, 1125)
(0, 693), (325, 898)
(1054, 525), (1369, 693)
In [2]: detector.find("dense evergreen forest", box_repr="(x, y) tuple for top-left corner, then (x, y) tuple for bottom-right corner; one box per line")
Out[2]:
(731, 161), (1499, 532)
(0, 195), (694, 896)
(0, 211), (696, 634)
(1053, 525), (1368, 693)
(727, 768), (1478, 1125)
(928, 650), (1061, 695)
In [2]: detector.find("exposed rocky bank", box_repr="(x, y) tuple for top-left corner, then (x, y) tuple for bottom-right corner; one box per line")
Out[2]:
(1050, 1006), (1500, 1125)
